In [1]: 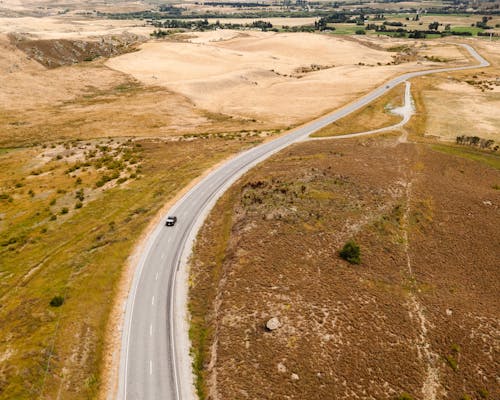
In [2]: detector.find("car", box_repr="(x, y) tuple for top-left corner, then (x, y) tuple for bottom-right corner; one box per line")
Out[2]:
(165, 216), (177, 226)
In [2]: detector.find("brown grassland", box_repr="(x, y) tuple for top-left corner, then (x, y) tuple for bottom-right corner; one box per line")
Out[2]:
(189, 136), (499, 400)
(188, 42), (500, 400)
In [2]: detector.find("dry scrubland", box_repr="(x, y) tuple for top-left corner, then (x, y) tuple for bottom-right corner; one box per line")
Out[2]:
(188, 40), (500, 400)
(189, 137), (500, 400)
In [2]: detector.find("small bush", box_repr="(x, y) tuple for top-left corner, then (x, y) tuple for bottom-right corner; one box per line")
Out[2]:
(396, 393), (414, 400)
(75, 202), (83, 209)
(49, 295), (64, 307)
(49, 214), (57, 221)
(478, 389), (489, 399)
(445, 354), (458, 371)
(60, 207), (69, 215)
(339, 240), (361, 264)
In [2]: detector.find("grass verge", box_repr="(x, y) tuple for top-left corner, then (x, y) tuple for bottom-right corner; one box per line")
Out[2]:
(429, 143), (500, 170)
(311, 83), (405, 137)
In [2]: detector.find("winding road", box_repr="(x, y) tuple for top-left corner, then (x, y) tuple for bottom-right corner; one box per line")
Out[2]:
(118, 43), (488, 400)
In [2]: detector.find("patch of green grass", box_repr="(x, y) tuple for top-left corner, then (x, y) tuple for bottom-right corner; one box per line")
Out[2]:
(328, 24), (360, 35)
(452, 26), (484, 35)
(445, 354), (459, 371)
(430, 144), (500, 170)
(396, 393), (414, 400)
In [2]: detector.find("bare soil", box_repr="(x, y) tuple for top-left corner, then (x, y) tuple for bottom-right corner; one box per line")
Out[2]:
(189, 136), (500, 400)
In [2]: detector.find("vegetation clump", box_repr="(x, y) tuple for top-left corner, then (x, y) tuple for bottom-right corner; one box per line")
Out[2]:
(49, 295), (64, 307)
(339, 240), (361, 264)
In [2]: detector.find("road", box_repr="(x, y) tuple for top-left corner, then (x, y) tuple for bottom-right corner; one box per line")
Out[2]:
(118, 44), (488, 400)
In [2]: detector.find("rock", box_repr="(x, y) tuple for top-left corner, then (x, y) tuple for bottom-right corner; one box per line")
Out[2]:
(266, 317), (281, 331)
(277, 362), (287, 373)
(291, 373), (299, 381)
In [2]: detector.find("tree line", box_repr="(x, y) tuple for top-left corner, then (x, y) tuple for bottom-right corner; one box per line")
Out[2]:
(456, 135), (498, 151)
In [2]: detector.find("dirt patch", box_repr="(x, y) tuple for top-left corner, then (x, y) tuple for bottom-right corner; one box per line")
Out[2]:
(8, 32), (144, 68)
(189, 136), (500, 399)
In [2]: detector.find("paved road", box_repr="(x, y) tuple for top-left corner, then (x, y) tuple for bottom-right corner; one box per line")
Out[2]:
(118, 44), (488, 400)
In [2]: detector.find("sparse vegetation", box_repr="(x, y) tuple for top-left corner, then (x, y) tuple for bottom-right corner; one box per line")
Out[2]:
(0, 136), (261, 399)
(312, 84), (405, 137)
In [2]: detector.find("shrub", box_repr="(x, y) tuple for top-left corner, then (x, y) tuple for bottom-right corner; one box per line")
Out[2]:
(396, 394), (414, 400)
(60, 207), (69, 215)
(445, 354), (458, 371)
(75, 202), (83, 209)
(339, 240), (361, 264)
(49, 295), (64, 307)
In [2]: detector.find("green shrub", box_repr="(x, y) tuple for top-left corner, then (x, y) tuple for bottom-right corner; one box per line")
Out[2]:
(445, 354), (458, 371)
(60, 207), (69, 215)
(396, 393), (414, 400)
(49, 295), (64, 307)
(75, 202), (83, 209)
(339, 240), (361, 264)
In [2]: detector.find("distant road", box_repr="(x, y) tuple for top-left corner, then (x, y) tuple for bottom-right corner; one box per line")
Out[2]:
(118, 44), (488, 400)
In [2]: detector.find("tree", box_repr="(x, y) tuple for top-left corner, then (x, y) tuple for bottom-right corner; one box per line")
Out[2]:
(339, 240), (361, 264)
(428, 21), (439, 31)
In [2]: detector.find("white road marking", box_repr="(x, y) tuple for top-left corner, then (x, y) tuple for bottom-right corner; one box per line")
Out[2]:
(155, 272), (159, 281)
(151, 296), (155, 306)
(149, 360), (153, 376)
(150, 324), (153, 337)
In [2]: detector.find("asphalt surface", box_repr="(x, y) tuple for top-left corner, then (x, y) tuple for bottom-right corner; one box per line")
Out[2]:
(118, 44), (488, 400)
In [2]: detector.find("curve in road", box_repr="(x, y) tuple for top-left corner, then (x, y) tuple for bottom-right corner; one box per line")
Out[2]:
(118, 43), (489, 400)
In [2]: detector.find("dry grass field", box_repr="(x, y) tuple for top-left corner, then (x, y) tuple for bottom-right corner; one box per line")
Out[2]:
(107, 31), (469, 129)
(1, 1), (498, 398)
(189, 135), (499, 400)
(313, 82), (405, 137)
(0, 135), (264, 399)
